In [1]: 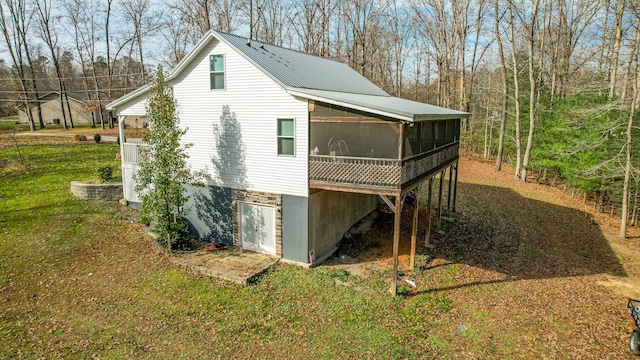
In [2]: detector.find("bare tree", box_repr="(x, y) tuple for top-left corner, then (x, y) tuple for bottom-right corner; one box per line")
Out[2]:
(167, 0), (211, 43)
(620, 16), (639, 237)
(520, 0), (541, 181)
(609, 0), (626, 99)
(65, 0), (103, 127)
(412, 0), (457, 108)
(293, 0), (337, 56)
(0, 0), (37, 131)
(35, 0), (74, 129)
(494, 0), (509, 171)
(507, 0), (523, 178)
(159, 7), (189, 66)
(121, 0), (161, 82)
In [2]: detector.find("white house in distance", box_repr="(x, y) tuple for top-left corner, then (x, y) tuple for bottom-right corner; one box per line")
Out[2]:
(18, 91), (95, 125)
(107, 29), (468, 294)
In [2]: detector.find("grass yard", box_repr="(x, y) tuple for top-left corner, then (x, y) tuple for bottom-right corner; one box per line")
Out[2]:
(1, 135), (639, 359)
(0, 120), (148, 139)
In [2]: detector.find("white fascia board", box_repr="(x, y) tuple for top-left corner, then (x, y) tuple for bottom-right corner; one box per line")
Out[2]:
(106, 85), (150, 111)
(285, 88), (412, 122)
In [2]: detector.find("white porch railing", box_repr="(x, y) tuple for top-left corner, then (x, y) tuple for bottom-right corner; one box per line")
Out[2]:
(120, 142), (147, 203)
(121, 142), (147, 164)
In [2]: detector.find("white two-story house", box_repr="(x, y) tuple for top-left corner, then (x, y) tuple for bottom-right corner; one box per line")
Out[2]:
(107, 30), (468, 284)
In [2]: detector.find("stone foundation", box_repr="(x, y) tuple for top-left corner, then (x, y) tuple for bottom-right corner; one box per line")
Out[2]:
(70, 181), (123, 201)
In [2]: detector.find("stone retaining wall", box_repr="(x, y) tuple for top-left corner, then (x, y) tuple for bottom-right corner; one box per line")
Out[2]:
(70, 181), (123, 201)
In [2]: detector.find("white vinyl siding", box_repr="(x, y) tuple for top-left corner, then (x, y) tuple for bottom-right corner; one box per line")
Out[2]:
(114, 91), (147, 116)
(172, 39), (309, 197)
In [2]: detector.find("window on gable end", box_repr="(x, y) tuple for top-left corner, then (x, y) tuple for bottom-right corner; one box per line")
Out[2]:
(277, 118), (295, 156)
(210, 54), (225, 89)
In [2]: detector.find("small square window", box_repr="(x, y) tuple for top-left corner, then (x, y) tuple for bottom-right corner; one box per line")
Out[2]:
(277, 118), (294, 156)
(210, 55), (224, 89)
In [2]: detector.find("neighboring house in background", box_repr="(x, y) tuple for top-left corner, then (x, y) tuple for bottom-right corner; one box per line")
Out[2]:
(18, 91), (95, 125)
(121, 115), (147, 129)
(107, 30), (468, 290)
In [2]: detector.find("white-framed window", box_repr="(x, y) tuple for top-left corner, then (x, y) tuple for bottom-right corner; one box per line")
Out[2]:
(277, 118), (295, 156)
(210, 54), (225, 89)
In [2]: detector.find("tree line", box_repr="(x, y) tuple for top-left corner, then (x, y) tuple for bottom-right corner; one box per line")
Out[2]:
(1, 0), (639, 235)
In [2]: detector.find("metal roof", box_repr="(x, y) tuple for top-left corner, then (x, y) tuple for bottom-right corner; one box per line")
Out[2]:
(287, 88), (469, 122)
(214, 31), (387, 96)
(108, 30), (469, 122)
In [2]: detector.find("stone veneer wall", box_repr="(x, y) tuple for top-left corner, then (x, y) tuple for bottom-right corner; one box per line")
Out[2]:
(231, 190), (283, 257)
(70, 181), (123, 201)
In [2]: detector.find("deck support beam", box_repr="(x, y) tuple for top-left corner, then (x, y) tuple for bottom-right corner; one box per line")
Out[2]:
(379, 195), (397, 213)
(390, 194), (402, 296)
(425, 177), (433, 247)
(453, 160), (459, 212)
(447, 165), (453, 212)
(409, 185), (422, 269)
(437, 169), (445, 228)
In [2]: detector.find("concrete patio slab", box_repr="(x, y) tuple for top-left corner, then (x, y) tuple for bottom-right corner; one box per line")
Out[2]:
(170, 247), (279, 284)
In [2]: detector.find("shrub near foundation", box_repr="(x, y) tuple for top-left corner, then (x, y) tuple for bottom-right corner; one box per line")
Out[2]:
(96, 166), (113, 182)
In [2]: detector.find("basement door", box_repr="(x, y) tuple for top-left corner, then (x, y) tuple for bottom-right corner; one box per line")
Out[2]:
(239, 203), (276, 254)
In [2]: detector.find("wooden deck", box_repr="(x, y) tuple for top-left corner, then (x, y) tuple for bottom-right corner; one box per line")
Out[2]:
(309, 142), (459, 195)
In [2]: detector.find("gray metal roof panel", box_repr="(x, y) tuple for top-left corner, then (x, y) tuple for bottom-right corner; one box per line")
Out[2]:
(287, 88), (469, 121)
(214, 30), (388, 96)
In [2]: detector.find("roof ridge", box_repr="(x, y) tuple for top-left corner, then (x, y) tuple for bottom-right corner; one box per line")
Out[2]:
(212, 29), (345, 64)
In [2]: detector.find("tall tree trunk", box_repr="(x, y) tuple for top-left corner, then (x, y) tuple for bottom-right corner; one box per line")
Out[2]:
(494, 0), (508, 171)
(609, 0), (625, 99)
(105, 0), (113, 103)
(620, 48), (639, 237)
(521, 0), (540, 181)
(62, 85), (74, 128)
(17, 7), (44, 130)
(508, 3), (522, 178)
(483, 102), (490, 161)
(24, 47), (44, 129)
(621, 19), (640, 102)
(598, 0), (611, 73)
(0, 1), (36, 131)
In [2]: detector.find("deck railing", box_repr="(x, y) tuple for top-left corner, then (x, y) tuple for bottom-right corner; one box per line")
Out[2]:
(401, 142), (459, 184)
(309, 155), (402, 187)
(309, 142), (459, 189)
(121, 142), (147, 164)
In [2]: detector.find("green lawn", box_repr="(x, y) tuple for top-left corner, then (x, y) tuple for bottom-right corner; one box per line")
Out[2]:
(0, 121), (30, 134)
(0, 136), (454, 359)
(0, 135), (634, 359)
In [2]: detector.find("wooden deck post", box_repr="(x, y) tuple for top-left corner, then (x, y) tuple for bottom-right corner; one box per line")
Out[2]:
(390, 194), (402, 296)
(425, 177), (433, 247)
(438, 169), (445, 228)
(453, 160), (459, 212)
(409, 185), (422, 269)
(447, 165), (453, 213)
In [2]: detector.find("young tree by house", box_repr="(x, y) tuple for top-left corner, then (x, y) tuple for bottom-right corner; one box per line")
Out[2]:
(134, 65), (201, 251)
